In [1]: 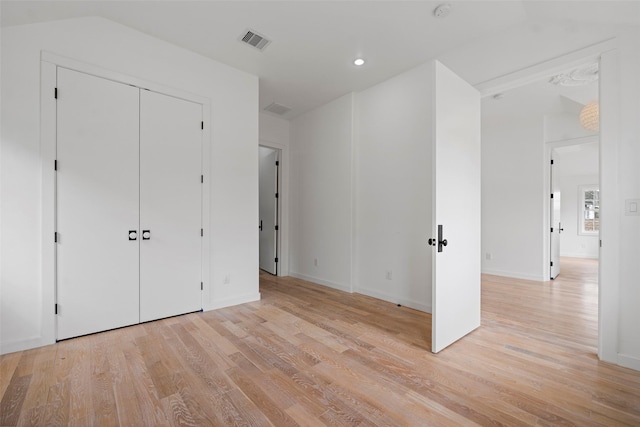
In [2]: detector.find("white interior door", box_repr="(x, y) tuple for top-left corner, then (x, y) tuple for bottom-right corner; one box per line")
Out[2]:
(550, 156), (561, 279)
(431, 61), (481, 353)
(56, 68), (140, 340)
(139, 90), (202, 322)
(259, 148), (278, 274)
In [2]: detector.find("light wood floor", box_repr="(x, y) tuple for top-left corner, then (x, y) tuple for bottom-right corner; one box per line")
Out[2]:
(2, 257), (639, 426)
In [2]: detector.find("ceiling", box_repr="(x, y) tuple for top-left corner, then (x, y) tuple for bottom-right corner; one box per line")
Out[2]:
(2, 1), (639, 120)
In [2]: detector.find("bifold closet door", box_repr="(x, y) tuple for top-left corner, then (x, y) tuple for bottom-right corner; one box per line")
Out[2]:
(139, 90), (202, 322)
(57, 68), (140, 340)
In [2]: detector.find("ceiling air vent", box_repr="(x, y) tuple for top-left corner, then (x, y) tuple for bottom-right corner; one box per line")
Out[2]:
(264, 102), (291, 116)
(240, 29), (271, 51)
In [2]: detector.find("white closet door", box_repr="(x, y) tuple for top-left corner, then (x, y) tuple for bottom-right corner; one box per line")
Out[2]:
(57, 68), (140, 340)
(139, 91), (202, 322)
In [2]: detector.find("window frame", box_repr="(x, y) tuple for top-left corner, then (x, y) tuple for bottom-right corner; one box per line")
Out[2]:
(579, 184), (600, 236)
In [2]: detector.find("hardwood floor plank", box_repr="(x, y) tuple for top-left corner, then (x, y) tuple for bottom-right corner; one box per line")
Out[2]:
(0, 372), (31, 426)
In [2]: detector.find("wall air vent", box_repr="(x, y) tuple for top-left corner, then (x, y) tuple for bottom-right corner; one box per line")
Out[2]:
(264, 102), (292, 116)
(239, 29), (271, 51)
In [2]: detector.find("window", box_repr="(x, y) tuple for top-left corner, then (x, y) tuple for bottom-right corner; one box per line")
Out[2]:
(579, 185), (599, 235)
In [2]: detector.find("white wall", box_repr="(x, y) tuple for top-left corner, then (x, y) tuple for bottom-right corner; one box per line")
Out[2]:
(260, 113), (290, 147)
(545, 112), (596, 143)
(481, 114), (546, 280)
(289, 94), (354, 291)
(1, 17), (259, 354)
(354, 62), (434, 312)
(288, 63), (437, 312)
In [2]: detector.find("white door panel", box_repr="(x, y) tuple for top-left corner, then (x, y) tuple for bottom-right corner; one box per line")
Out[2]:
(57, 68), (140, 340)
(139, 91), (202, 322)
(432, 61), (481, 353)
(259, 148), (278, 274)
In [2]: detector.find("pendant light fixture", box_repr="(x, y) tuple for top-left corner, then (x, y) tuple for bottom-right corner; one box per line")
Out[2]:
(579, 101), (599, 132)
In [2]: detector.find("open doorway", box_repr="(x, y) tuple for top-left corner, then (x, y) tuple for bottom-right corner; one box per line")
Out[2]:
(480, 56), (602, 348)
(550, 140), (599, 280)
(259, 145), (280, 275)
(545, 62), (599, 280)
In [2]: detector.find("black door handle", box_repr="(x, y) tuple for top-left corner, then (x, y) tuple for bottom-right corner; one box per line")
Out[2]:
(259, 220), (262, 231)
(438, 224), (448, 253)
(142, 230), (151, 240)
(128, 230), (137, 241)
(428, 238), (436, 246)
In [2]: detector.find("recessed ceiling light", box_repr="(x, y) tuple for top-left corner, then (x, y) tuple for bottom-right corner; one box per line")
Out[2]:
(433, 4), (451, 18)
(353, 58), (365, 66)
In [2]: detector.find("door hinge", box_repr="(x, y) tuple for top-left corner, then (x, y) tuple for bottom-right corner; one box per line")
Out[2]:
(201, 121), (204, 130)
(275, 257), (278, 263)
(54, 232), (58, 243)
(201, 175), (204, 183)
(550, 227), (554, 233)
(54, 160), (57, 171)
(550, 194), (554, 199)
(550, 261), (554, 267)
(201, 282), (203, 290)
(275, 193), (279, 199)
(201, 228), (203, 237)
(600, 239), (602, 247)
(275, 225), (279, 231)
(276, 161), (279, 166)
(54, 88), (58, 99)
(55, 304), (58, 315)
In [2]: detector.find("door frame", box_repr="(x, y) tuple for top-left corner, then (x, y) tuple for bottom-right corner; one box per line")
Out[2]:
(546, 136), (600, 279)
(476, 38), (619, 364)
(40, 52), (211, 343)
(259, 140), (289, 277)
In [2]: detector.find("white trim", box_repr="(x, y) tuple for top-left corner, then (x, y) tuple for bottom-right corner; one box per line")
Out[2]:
(289, 272), (352, 294)
(355, 287), (431, 314)
(617, 354), (640, 371)
(0, 336), (48, 356)
(41, 51), (209, 106)
(40, 60), (57, 349)
(559, 252), (599, 260)
(481, 269), (547, 282)
(208, 292), (261, 310)
(578, 184), (600, 236)
(476, 38), (616, 97)
(598, 49), (621, 364)
(259, 140), (289, 277)
(202, 104), (212, 308)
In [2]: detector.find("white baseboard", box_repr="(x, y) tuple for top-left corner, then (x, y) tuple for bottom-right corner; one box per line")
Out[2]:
(355, 287), (432, 314)
(206, 292), (261, 311)
(481, 268), (546, 282)
(289, 272), (352, 293)
(560, 252), (598, 259)
(1, 335), (52, 356)
(617, 353), (640, 371)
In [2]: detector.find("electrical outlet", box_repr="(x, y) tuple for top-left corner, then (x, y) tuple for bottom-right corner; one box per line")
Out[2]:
(386, 270), (392, 280)
(485, 253), (492, 260)
(314, 258), (318, 267)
